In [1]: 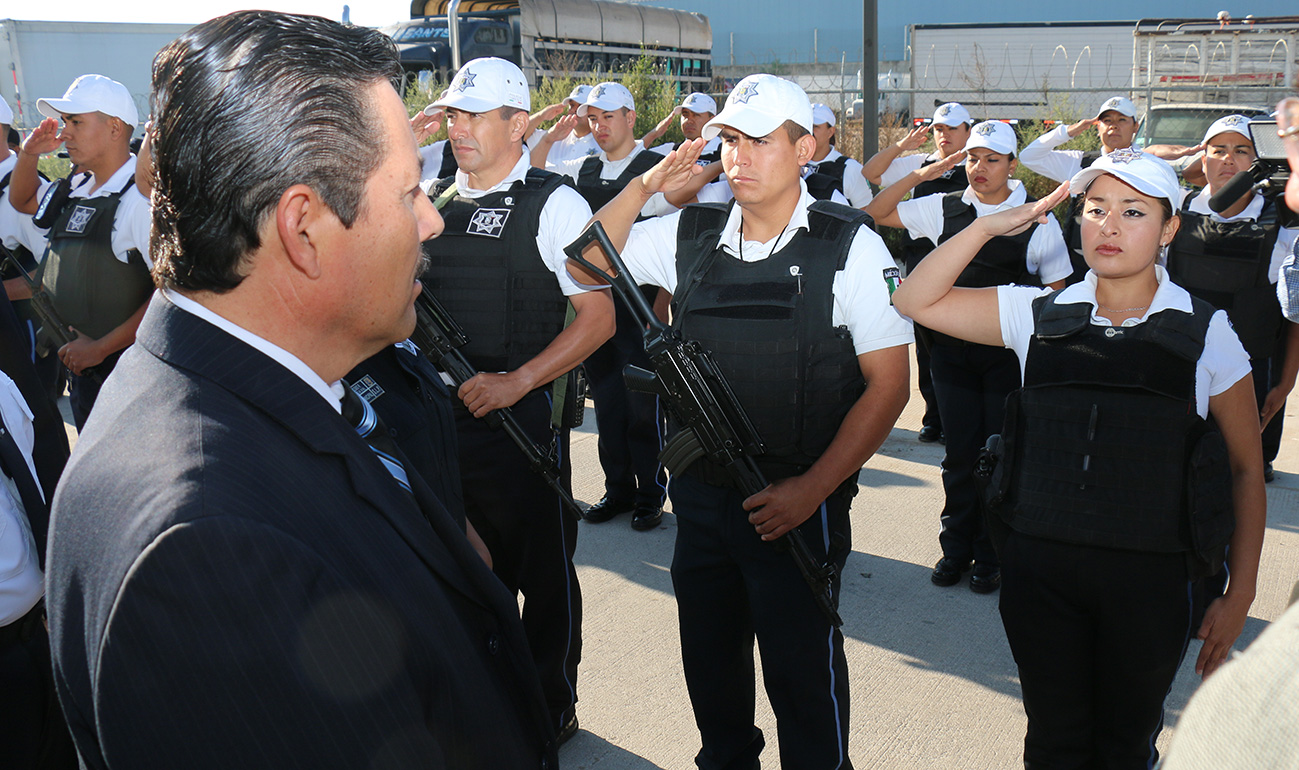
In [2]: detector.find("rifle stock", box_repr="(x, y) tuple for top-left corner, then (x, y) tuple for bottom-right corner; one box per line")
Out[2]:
(410, 290), (584, 522)
(565, 223), (844, 627)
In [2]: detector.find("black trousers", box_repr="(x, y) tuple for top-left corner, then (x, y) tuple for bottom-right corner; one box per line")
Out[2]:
(455, 389), (581, 729)
(0, 605), (78, 770)
(1252, 354), (1284, 464)
(584, 290), (667, 506)
(929, 342), (1020, 566)
(999, 532), (1192, 770)
(915, 330), (942, 432)
(670, 473), (854, 770)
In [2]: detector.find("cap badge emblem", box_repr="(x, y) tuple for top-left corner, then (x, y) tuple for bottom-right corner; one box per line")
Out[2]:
(937, 104), (952, 117)
(1108, 147), (1143, 164)
(976, 122), (997, 135)
(1222, 115), (1247, 126)
(733, 81), (759, 105)
(452, 72), (477, 92)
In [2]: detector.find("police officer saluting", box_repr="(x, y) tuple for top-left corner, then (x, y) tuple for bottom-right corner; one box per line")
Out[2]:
(642, 92), (721, 165)
(1166, 115), (1299, 483)
(7, 75), (152, 429)
(569, 73), (912, 769)
(862, 102), (975, 445)
(421, 57), (615, 742)
(868, 120), (1071, 593)
(803, 103), (873, 208)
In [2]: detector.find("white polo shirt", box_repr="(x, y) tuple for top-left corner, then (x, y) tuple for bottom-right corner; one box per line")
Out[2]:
(896, 179), (1073, 285)
(0, 151), (50, 259)
(1019, 124), (1120, 184)
(998, 266), (1251, 417)
(0, 372), (44, 626)
(879, 151), (948, 189)
(618, 181), (914, 356)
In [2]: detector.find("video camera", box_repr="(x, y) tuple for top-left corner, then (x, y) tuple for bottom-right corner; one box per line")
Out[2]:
(1208, 118), (1296, 226)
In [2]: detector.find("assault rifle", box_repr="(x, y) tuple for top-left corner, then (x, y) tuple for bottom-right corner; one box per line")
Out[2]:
(565, 222), (844, 627)
(410, 289), (584, 522)
(2, 251), (103, 384)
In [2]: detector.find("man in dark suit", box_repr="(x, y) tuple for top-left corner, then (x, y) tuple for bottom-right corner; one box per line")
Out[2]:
(43, 12), (558, 769)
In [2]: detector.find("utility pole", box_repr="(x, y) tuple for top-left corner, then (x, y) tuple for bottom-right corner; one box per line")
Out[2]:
(861, 0), (878, 159)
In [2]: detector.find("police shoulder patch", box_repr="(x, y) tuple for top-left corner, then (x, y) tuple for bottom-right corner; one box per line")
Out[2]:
(882, 266), (901, 302)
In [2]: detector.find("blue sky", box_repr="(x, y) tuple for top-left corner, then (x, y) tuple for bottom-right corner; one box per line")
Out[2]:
(7, 1), (412, 29)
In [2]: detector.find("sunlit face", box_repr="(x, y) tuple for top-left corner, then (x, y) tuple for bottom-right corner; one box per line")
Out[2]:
(57, 111), (125, 168)
(811, 122), (835, 159)
(587, 107), (636, 154)
(1203, 131), (1257, 196)
(965, 147), (1016, 199)
(1096, 110), (1138, 151)
(333, 82), (443, 350)
(719, 124), (814, 209)
(933, 122), (970, 157)
(680, 108), (712, 141)
(445, 106), (526, 181)
(1079, 173), (1179, 280)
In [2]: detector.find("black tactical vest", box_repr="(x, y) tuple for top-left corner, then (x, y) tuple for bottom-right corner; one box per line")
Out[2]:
(423, 169), (570, 374)
(937, 191), (1041, 289)
(902, 158), (968, 272)
(697, 144), (721, 166)
(1166, 197), (1283, 360)
(576, 150), (663, 213)
(437, 141), (458, 179)
(34, 175), (153, 341)
(1004, 293), (1225, 554)
(804, 155), (850, 202)
(670, 200), (868, 480)
(1059, 151), (1103, 285)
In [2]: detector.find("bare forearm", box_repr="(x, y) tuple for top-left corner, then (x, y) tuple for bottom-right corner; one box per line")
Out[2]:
(97, 300), (149, 356)
(511, 291), (614, 389)
(863, 173), (919, 228)
(861, 144), (903, 184)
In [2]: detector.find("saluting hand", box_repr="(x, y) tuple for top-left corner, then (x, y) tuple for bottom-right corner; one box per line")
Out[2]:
(638, 137), (707, 197)
(1065, 117), (1099, 138)
(535, 102), (567, 124)
(22, 118), (63, 157)
(546, 114), (578, 142)
(896, 123), (931, 152)
(915, 150), (966, 181)
(974, 181), (1071, 239)
(410, 109), (443, 144)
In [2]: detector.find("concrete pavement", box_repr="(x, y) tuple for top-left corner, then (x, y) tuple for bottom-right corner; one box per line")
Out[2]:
(558, 372), (1299, 769)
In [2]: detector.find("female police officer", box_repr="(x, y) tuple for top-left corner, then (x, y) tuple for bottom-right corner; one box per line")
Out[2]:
(893, 151), (1265, 769)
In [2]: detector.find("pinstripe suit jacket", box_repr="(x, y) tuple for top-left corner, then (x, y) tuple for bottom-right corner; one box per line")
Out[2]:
(45, 293), (559, 770)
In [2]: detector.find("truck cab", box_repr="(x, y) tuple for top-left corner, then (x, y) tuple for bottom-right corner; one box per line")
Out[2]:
(384, 13), (521, 82)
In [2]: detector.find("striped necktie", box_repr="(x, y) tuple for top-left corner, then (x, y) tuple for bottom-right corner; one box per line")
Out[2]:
(340, 383), (412, 494)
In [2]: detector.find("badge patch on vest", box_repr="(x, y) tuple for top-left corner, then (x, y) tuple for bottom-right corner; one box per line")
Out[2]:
(467, 208), (511, 237)
(65, 205), (97, 234)
(350, 375), (384, 404)
(882, 266), (901, 302)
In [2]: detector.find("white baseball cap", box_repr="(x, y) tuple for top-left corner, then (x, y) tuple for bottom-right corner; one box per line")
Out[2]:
(578, 82), (635, 117)
(433, 57), (530, 114)
(811, 103), (836, 128)
(966, 120), (1017, 157)
(38, 74), (138, 127)
(1202, 114), (1254, 146)
(564, 84), (593, 106)
(680, 92), (717, 115)
(1094, 96), (1138, 120)
(0, 98), (12, 125)
(703, 74), (813, 142)
(1069, 148), (1181, 208)
(932, 102), (971, 127)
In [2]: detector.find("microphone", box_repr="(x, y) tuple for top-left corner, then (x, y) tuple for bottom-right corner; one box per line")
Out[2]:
(1208, 162), (1270, 213)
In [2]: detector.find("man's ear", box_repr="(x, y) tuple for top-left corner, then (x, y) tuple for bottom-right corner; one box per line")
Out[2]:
(626, 109), (637, 130)
(795, 133), (817, 165)
(274, 184), (330, 280)
(509, 108), (530, 142)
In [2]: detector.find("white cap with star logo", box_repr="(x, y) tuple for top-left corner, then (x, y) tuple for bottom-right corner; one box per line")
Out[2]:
(1202, 114), (1255, 146)
(702, 74), (813, 141)
(577, 82), (635, 117)
(1093, 96), (1138, 120)
(1069, 148), (1181, 208)
(433, 57), (531, 113)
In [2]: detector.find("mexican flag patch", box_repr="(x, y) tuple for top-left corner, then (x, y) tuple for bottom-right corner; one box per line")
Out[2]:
(882, 266), (901, 302)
